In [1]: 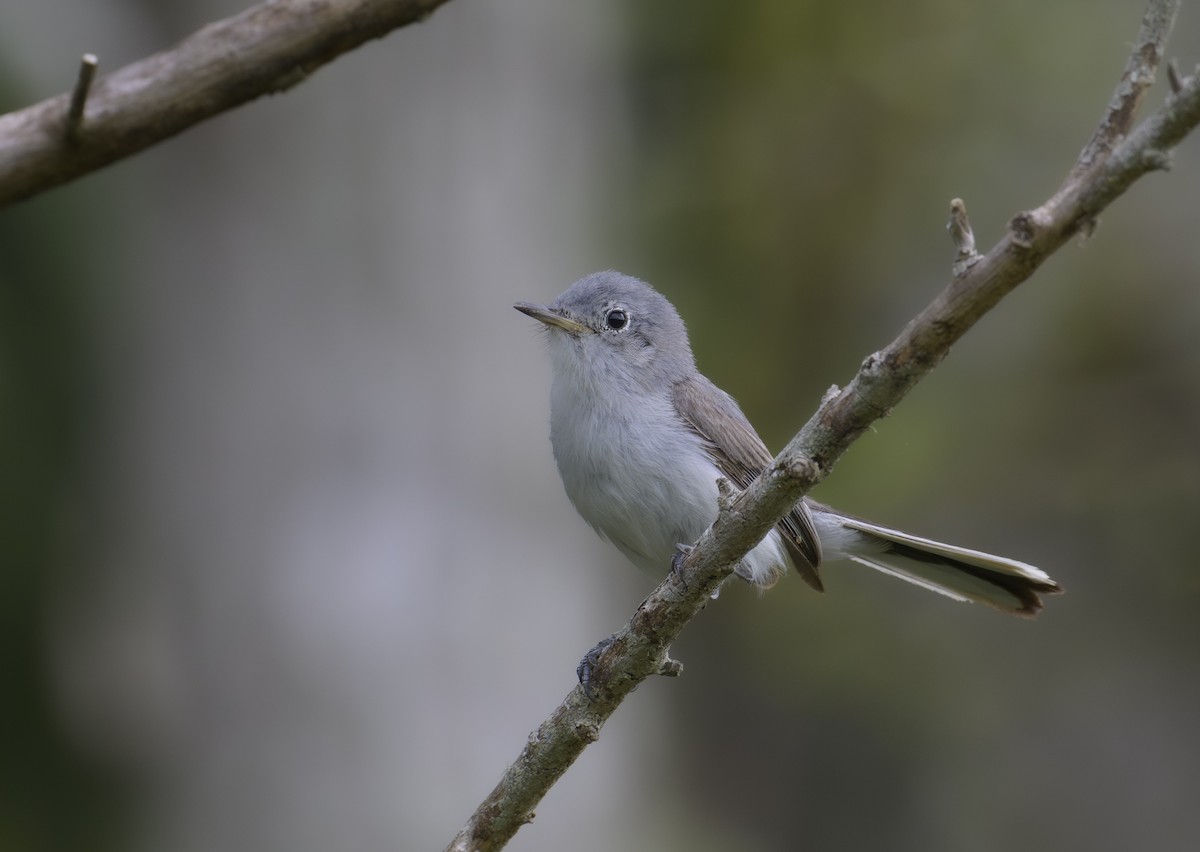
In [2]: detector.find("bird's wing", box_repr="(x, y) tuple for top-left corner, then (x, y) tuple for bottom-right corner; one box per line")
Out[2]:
(671, 373), (823, 590)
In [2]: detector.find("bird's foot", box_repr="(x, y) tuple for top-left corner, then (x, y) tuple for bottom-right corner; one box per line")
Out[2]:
(671, 543), (694, 586)
(577, 635), (617, 700)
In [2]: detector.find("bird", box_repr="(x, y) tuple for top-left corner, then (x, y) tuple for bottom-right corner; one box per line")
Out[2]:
(515, 270), (1061, 617)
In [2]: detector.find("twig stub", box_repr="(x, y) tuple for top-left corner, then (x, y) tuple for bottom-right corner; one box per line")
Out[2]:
(1167, 59), (1183, 94)
(64, 53), (98, 144)
(948, 197), (982, 274)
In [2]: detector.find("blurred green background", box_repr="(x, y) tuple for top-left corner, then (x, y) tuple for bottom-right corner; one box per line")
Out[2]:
(2, 1), (1199, 850)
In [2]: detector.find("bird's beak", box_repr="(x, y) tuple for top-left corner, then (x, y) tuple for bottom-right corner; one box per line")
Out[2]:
(514, 302), (590, 334)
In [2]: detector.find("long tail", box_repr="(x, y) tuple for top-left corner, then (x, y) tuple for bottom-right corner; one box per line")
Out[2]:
(816, 510), (1062, 617)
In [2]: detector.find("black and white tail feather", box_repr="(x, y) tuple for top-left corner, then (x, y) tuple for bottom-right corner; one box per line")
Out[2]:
(810, 503), (1061, 616)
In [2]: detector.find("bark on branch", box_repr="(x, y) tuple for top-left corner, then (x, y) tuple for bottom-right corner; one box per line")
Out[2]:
(0, 0), (454, 207)
(448, 2), (1196, 849)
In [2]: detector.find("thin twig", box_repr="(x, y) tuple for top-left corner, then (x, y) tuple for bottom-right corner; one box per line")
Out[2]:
(446, 2), (1198, 850)
(64, 53), (98, 144)
(1070, 0), (1180, 178)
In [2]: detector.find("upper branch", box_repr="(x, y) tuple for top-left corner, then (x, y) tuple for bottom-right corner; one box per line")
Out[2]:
(447, 2), (1199, 850)
(0, 0), (454, 207)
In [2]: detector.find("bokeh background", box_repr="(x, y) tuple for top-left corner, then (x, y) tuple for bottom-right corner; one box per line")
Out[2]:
(3, 1), (1200, 850)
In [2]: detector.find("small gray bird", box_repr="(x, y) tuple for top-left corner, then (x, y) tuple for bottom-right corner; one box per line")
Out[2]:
(516, 270), (1061, 615)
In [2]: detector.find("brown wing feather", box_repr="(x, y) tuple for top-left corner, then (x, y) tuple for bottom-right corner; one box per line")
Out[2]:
(671, 374), (824, 591)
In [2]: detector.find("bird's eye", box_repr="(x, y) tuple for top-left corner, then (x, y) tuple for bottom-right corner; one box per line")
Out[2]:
(605, 308), (629, 331)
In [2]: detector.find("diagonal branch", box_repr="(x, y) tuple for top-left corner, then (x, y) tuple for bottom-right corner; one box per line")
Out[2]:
(447, 2), (1197, 850)
(0, 0), (454, 207)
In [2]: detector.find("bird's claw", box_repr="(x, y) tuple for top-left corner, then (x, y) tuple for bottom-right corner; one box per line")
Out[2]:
(577, 635), (617, 700)
(671, 543), (694, 586)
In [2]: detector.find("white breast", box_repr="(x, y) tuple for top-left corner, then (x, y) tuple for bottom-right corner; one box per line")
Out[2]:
(549, 369), (721, 575)
(542, 331), (791, 586)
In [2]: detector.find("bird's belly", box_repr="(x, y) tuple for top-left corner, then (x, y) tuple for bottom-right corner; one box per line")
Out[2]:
(551, 398), (720, 574)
